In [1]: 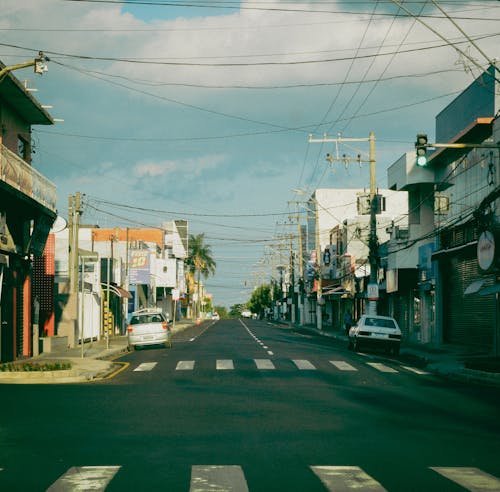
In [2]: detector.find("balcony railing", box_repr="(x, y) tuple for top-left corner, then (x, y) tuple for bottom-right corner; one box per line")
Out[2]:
(0, 143), (56, 212)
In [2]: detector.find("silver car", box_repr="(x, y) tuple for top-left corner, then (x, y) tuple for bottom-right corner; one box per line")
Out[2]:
(348, 314), (402, 355)
(127, 309), (172, 350)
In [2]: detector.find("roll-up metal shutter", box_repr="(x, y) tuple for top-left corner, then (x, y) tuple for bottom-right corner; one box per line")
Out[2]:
(442, 255), (494, 348)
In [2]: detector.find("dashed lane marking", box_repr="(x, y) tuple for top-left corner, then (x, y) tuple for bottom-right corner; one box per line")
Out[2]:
(190, 465), (248, 492)
(133, 362), (158, 372)
(330, 360), (358, 371)
(311, 465), (387, 491)
(254, 359), (276, 370)
(292, 359), (316, 370)
(366, 362), (398, 373)
(216, 359), (234, 370)
(176, 361), (195, 371)
(401, 365), (429, 375)
(431, 467), (500, 491)
(46, 466), (121, 491)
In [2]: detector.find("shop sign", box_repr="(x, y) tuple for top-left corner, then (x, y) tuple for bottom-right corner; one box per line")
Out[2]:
(367, 283), (379, 300)
(477, 231), (495, 272)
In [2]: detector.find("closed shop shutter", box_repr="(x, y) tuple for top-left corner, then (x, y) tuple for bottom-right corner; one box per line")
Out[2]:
(442, 254), (494, 348)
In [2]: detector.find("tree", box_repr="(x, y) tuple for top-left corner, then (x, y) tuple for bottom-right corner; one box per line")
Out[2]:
(248, 284), (272, 318)
(229, 303), (245, 318)
(213, 305), (228, 319)
(186, 233), (216, 318)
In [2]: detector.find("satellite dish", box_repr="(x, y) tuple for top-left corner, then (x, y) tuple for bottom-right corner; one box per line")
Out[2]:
(50, 215), (68, 233)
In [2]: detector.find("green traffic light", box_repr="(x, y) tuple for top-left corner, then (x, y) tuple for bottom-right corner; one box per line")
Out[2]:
(416, 155), (428, 167)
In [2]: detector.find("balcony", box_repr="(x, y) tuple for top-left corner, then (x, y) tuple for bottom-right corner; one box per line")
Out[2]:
(0, 143), (56, 212)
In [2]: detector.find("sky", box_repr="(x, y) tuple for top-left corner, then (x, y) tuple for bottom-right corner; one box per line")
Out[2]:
(0, 0), (498, 308)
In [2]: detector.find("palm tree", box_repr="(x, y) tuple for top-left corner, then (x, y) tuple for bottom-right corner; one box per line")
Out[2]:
(186, 233), (216, 319)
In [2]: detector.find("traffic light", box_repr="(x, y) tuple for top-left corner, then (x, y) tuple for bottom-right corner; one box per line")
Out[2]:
(415, 133), (428, 167)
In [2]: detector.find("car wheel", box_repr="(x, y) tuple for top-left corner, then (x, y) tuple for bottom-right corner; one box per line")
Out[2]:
(393, 345), (400, 356)
(347, 339), (353, 350)
(127, 345), (135, 352)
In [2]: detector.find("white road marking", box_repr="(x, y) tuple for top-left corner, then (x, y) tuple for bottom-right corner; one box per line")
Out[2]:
(366, 362), (398, 373)
(254, 359), (276, 370)
(133, 362), (158, 372)
(431, 467), (500, 491)
(189, 337), (196, 342)
(216, 359), (234, 370)
(190, 465), (248, 492)
(262, 346), (269, 349)
(176, 361), (195, 371)
(292, 359), (316, 370)
(330, 360), (357, 371)
(401, 365), (429, 375)
(311, 466), (387, 491)
(267, 351), (274, 356)
(47, 466), (121, 491)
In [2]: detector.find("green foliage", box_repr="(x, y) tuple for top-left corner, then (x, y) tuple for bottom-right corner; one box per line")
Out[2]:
(213, 305), (228, 319)
(229, 303), (245, 318)
(0, 361), (72, 372)
(248, 284), (272, 317)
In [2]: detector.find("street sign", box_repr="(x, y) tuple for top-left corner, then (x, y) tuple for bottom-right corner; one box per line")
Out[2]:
(172, 289), (180, 301)
(367, 283), (379, 300)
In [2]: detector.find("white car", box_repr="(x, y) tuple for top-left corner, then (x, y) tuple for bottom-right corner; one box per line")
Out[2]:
(241, 309), (252, 318)
(212, 312), (220, 320)
(127, 308), (172, 350)
(348, 314), (401, 355)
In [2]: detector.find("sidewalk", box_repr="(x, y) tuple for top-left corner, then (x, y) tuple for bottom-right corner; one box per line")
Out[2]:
(0, 320), (194, 384)
(287, 322), (500, 387)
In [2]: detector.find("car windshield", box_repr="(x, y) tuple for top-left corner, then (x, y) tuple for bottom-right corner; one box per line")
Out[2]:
(364, 317), (396, 329)
(130, 314), (163, 325)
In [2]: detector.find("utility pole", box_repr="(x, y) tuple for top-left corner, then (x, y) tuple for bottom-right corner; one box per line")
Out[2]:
(68, 192), (82, 294)
(309, 131), (379, 315)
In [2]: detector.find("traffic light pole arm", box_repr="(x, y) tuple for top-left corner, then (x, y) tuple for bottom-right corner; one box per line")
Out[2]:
(428, 143), (500, 150)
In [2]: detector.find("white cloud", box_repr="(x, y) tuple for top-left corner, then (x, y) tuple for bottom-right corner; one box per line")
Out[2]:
(134, 154), (227, 178)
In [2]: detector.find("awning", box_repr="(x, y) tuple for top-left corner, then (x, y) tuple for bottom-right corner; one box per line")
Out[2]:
(478, 283), (500, 296)
(101, 283), (132, 299)
(464, 279), (486, 295)
(431, 241), (477, 260)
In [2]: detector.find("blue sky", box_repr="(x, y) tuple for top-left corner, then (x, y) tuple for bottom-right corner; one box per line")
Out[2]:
(0, 0), (498, 308)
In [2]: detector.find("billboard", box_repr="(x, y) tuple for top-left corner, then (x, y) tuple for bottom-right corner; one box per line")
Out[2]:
(129, 250), (150, 284)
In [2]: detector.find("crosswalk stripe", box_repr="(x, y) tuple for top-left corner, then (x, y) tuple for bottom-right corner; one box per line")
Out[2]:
(176, 361), (195, 370)
(366, 362), (398, 373)
(46, 466), (121, 491)
(401, 366), (429, 375)
(190, 465), (248, 492)
(254, 359), (276, 370)
(133, 362), (158, 372)
(292, 359), (316, 370)
(216, 359), (234, 370)
(431, 467), (500, 491)
(330, 360), (357, 371)
(311, 466), (387, 491)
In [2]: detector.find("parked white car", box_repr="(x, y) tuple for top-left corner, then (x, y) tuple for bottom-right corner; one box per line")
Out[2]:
(241, 309), (252, 318)
(127, 308), (172, 350)
(348, 314), (401, 355)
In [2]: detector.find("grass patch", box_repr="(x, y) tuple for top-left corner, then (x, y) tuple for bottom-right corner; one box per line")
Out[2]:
(0, 361), (72, 372)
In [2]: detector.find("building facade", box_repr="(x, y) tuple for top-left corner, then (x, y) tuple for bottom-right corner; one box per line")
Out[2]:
(0, 61), (56, 361)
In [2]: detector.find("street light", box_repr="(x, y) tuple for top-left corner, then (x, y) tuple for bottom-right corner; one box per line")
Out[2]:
(0, 52), (49, 78)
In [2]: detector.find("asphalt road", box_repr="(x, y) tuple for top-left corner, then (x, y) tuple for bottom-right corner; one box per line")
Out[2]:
(1, 318), (500, 491)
